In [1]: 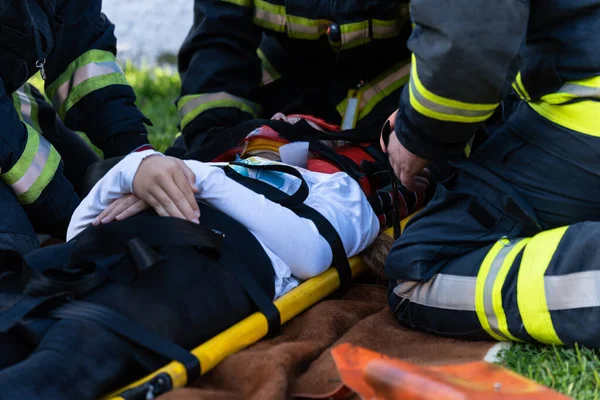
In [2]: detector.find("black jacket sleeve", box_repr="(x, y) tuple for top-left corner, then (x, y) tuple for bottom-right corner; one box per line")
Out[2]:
(395, 0), (529, 160)
(177, 0), (263, 152)
(44, 0), (150, 157)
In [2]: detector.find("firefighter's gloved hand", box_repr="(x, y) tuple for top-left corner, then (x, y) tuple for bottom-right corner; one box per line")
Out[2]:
(93, 194), (150, 225)
(380, 110), (430, 192)
(132, 155), (200, 223)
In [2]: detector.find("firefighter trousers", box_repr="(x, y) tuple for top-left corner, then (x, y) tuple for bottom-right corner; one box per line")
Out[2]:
(386, 102), (600, 347)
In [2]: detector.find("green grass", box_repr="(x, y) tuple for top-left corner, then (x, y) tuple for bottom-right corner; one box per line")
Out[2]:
(498, 343), (600, 399)
(30, 62), (600, 400)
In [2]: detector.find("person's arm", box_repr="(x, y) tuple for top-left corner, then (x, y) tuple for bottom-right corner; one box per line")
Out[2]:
(68, 153), (333, 280)
(396, 0), (529, 160)
(177, 0), (263, 152)
(44, 0), (151, 158)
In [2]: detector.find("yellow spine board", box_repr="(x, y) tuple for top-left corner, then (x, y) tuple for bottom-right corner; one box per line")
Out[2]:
(104, 219), (413, 399)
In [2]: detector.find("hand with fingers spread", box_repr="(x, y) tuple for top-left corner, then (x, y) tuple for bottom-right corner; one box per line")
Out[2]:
(93, 194), (150, 226)
(380, 110), (431, 192)
(132, 155), (201, 223)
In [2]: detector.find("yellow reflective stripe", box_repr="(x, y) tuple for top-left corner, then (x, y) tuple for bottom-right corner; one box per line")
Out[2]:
(257, 48), (281, 86)
(528, 100), (600, 137)
(22, 84), (41, 133)
(525, 75), (600, 137)
(514, 72), (531, 101)
(337, 61), (410, 121)
(372, 19), (401, 39)
(221, 0), (252, 6)
(409, 55), (498, 123)
(2, 125), (40, 185)
(517, 226), (568, 345)
(359, 62), (410, 119)
(340, 21), (370, 50)
(252, 3), (403, 44)
(253, 0), (285, 32)
(287, 15), (330, 39)
(511, 81), (527, 101)
(13, 85), (42, 133)
(47, 50), (118, 102)
(47, 50), (127, 119)
(476, 241), (508, 341)
(492, 238), (530, 343)
(58, 72), (129, 120)
(17, 137), (61, 205)
(178, 93), (261, 130)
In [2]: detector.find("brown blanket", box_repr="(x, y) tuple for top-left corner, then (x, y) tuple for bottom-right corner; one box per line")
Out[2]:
(159, 283), (497, 400)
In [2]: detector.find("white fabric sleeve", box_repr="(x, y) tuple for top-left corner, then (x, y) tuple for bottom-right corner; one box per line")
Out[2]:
(66, 150), (163, 241)
(184, 160), (333, 280)
(303, 171), (380, 258)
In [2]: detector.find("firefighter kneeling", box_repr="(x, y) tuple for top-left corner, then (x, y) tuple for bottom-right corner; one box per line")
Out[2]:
(383, 0), (600, 347)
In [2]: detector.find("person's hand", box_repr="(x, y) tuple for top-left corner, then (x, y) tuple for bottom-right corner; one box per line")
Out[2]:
(380, 110), (431, 192)
(132, 155), (200, 223)
(93, 194), (150, 225)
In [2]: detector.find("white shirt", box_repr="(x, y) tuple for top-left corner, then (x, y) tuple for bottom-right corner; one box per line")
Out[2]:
(67, 151), (379, 298)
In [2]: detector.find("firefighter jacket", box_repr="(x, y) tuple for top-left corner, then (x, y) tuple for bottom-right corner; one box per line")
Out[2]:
(177, 0), (412, 152)
(0, 0), (150, 206)
(396, 0), (600, 160)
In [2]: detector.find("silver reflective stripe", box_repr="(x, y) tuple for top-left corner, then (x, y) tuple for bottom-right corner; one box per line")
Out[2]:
(179, 92), (260, 119)
(341, 28), (368, 46)
(545, 271), (600, 310)
(482, 239), (525, 340)
(393, 274), (477, 311)
(361, 63), (411, 105)
(372, 22), (400, 38)
(15, 88), (34, 128)
(557, 83), (600, 99)
(11, 136), (51, 196)
(52, 61), (123, 108)
(262, 68), (275, 86)
(254, 8), (285, 29)
(410, 77), (493, 119)
(288, 20), (329, 36)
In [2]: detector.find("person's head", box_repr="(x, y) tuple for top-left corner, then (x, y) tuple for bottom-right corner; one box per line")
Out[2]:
(361, 232), (394, 285)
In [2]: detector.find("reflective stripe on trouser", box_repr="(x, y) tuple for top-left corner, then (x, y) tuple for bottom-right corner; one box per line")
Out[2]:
(513, 74), (600, 137)
(45, 50), (129, 120)
(177, 92), (262, 130)
(336, 61), (411, 123)
(13, 84), (42, 133)
(391, 222), (600, 348)
(0, 125), (61, 205)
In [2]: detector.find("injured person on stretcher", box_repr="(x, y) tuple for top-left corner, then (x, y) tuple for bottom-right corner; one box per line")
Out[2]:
(0, 148), (390, 400)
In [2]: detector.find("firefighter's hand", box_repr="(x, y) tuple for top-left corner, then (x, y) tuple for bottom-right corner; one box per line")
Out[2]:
(385, 132), (430, 192)
(94, 194), (149, 225)
(132, 155), (200, 223)
(380, 111), (430, 192)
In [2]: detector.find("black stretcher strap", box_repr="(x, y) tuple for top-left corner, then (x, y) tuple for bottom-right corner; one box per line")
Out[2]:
(70, 216), (224, 269)
(0, 293), (67, 333)
(225, 166), (353, 288)
(228, 162), (309, 207)
(50, 300), (202, 382)
(218, 249), (281, 336)
(381, 120), (401, 240)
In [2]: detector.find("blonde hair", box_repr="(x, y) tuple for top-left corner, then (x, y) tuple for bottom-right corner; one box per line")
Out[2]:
(360, 232), (395, 285)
